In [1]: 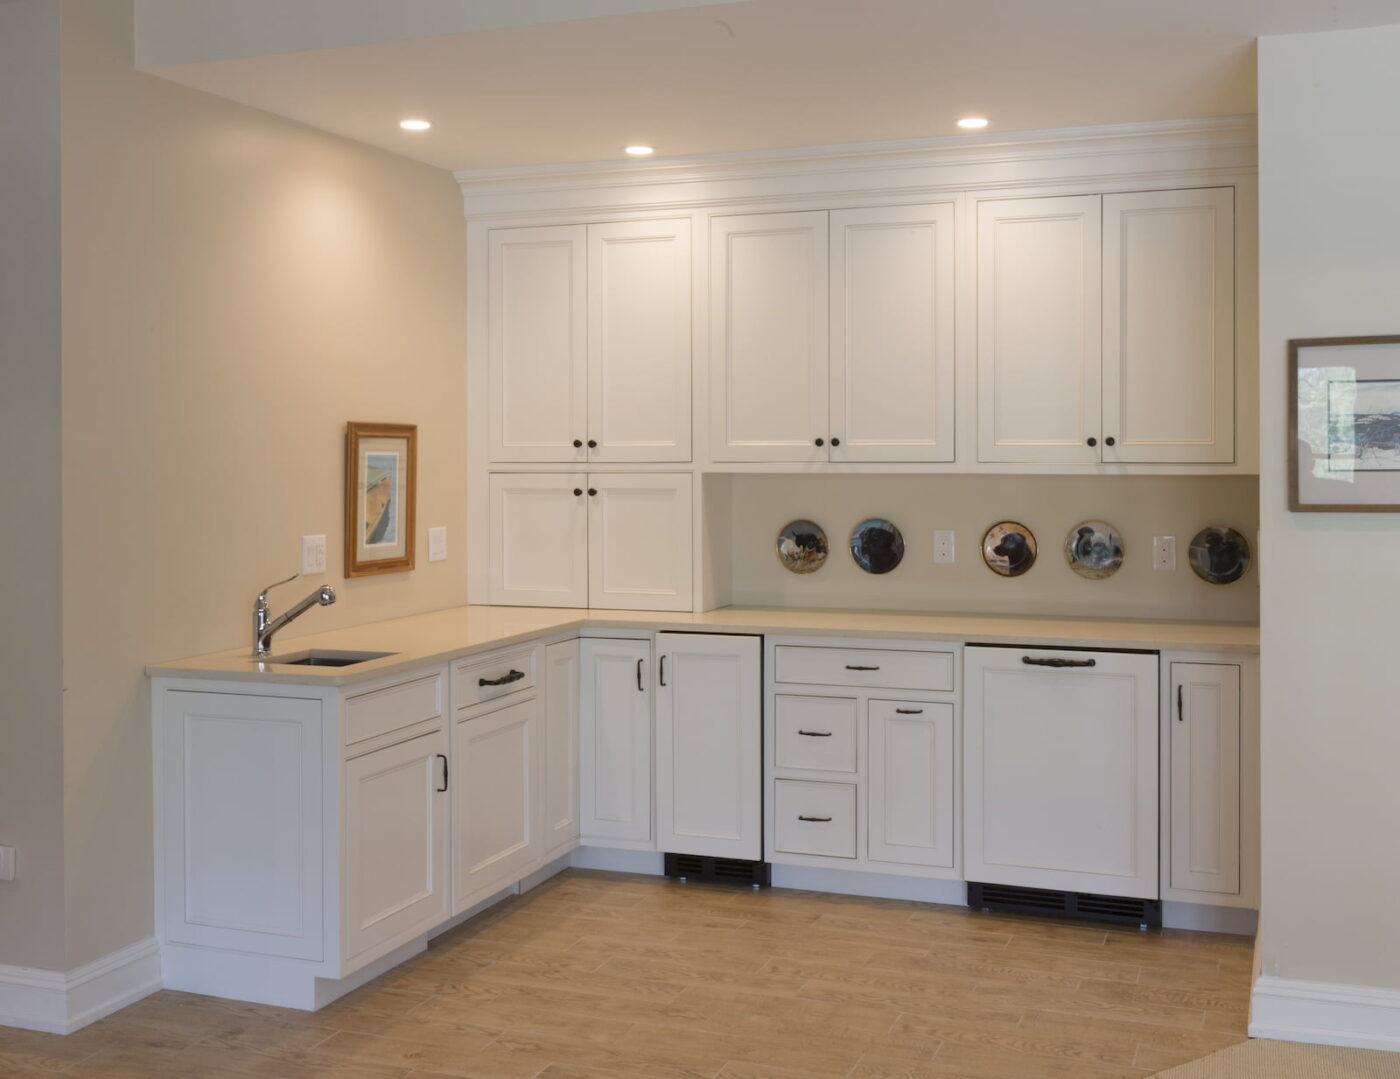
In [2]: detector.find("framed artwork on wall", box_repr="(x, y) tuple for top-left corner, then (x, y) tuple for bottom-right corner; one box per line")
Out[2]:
(1291, 336), (1400, 511)
(345, 421), (417, 576)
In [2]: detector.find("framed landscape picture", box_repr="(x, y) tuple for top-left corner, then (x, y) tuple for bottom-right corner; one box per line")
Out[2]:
(345, 422), (417, 575)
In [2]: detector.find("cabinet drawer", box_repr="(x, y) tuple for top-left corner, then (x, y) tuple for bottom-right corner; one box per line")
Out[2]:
(774, 695), (857, 773)
(774, 780), (857, 859)
(452, 645), (538, 710)
(773, 645), (954, 692)
(344, 671), (445, 748)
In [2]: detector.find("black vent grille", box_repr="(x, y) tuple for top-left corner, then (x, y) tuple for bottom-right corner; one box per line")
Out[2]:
(664, 853), (770, 887)
(968, 882), (1161, 928)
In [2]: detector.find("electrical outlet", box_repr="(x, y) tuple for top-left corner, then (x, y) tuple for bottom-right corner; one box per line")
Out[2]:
(300, 534), (327, 575)
(428, 526), (448, 563)
(0, 846), (15, 882)
(933, 530), (955, 564)
(1152, 535), (1177, 571)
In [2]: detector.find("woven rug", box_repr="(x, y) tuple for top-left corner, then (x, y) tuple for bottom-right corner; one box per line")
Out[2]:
(1154, 1039), (1400, 1077)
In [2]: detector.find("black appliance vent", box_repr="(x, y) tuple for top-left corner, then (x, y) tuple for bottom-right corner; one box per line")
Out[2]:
(968, 882), (1162, 928)
(664, 853), (770, 888)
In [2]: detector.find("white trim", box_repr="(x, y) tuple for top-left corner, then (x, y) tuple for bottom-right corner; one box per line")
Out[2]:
(1161, 902), (1257, 935)
(1250, 975), (1400, 1052)
(569, 846), (665, 874)
(0, 936), (161, 1034)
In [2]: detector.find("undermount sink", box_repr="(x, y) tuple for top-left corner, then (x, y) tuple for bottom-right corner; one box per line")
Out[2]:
(266, 649), (397, 668)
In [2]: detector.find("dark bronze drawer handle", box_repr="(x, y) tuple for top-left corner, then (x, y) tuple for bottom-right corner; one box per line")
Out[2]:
(479, 669), (525, 687)
(797, 730), (832, 737)
(797, 815), (833, 823)
(1021, 656), (1096, 669)
(845, 664), (880, 671)
(895, 708), (923, 715)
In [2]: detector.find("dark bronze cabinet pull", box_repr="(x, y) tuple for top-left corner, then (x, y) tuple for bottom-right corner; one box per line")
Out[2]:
(814, 438), (825, 447)
(587, 439), (597, 448)
(895, 708), (923, 715)
(436, 753), (449, 793)
(797, 729), (832, 737)
(831, 437), (841, 447)
(587, 487), (597, 496)
(845, 664), (879, 671)
(636, 657), (644, 692)
(659, 655), (666, 686)
(1177, 684), (1184, 722)
(573, 488), (583, 496)
(798, 815), (832, 823)
(1105, 436), (1116, 446)
(479, 669), (525, 686)
(1021, 656), (1096, 669)
(573, 439), (583, 448)
(1086, 436), (1097, 447)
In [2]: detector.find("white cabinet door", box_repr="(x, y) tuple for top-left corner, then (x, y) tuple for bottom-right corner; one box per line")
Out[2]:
(343, 729), (451, 963)
(830, 204), (956, 462)
(488, 473), (588, 608)
(977, 196), (1102, 463)
(587, 473), (693, 612)
(710, 212), (829, 462)
(542, 640), (581, 860)
(453, 697), (539, 912)
(161, 691), (324, 959)
(488, 225), (587, 463)
(867, 699), (955, 869)
(655, 633), (762, 860)
(964, 647), (1158, 898)
(1103, 188), (1234, 464)
(587, 219), (692, 463)
(1169, 662), (1241, 895)
(580, 639), (653, 848)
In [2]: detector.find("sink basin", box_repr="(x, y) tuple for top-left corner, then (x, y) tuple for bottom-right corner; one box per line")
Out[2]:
(266, 649), (397, 668)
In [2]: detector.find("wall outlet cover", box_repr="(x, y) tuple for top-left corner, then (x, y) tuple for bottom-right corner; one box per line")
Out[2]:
(1152, 535), (1177, 571)
(428, 526), (448, 563)
(301, 534), (327, 575)
(933, 530), (955, 564)
(0, 846), (15, 882)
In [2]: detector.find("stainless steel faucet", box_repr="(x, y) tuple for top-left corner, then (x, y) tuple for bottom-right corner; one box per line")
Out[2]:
(252, 573), (337, 658)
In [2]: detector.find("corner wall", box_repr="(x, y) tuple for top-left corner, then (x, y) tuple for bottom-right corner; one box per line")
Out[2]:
(1253, 22), (1400, 1049)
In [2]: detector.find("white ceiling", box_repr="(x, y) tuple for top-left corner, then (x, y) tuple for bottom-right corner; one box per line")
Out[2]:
(143, 0), (1400, 172)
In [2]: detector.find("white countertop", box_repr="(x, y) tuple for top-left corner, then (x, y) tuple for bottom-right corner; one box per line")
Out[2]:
(146, 604), (1260, 687)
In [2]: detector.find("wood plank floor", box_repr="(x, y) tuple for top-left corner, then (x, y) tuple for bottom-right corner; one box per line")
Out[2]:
(0, 869), (1253, 1078)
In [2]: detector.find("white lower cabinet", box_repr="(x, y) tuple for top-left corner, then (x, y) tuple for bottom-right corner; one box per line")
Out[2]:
(655, 633), (762, 860)
(774, 780), (857, 858)
(541, 639), (581, 860)
(963, 647), (1158, 899)
(867, 700), (955, 869)
(580, 638), (654, 848)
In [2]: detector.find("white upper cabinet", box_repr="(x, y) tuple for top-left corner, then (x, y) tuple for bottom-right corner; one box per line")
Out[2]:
(977, 196), (1102, 464)
(588, 473), (693, 612)
(710, 212), (830, 462)
(587, 219), (692, 463)
(488, 473), (589, 608)
(830, 204), (956, 462)
(1102, 188), (1235, 464)
(489, 225), (587, 463)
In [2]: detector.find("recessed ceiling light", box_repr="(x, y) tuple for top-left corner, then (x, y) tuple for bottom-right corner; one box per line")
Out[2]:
(399, 119), (432, 131)
(957, 117), (989, 130)
(624, 145), (655, 156)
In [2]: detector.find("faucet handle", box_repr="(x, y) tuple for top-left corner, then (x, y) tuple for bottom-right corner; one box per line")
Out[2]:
(256, 572), (300, 605)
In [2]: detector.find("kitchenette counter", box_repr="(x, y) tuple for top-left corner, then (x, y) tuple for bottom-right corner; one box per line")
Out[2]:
(147, 604), (1260, 686)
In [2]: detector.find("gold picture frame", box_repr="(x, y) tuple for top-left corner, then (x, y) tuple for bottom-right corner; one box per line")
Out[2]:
(345, 422), (417, 576)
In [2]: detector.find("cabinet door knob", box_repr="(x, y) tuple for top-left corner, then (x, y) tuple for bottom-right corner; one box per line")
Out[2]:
(831, 437), (841, 447)
(1086, 437), (1097, 447)
(573, 439), (583, 448)
(814, 438), (825, 447)
(573, 488), (583, 496)
(1105, 436), (1116, 447)
(587, 439), (597, 448)
(587, 488), (597, 496)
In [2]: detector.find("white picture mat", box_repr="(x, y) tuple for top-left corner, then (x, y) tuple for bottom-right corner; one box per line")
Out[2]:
(356, 436), (408, 561)
(1296, 342), (1400, 507)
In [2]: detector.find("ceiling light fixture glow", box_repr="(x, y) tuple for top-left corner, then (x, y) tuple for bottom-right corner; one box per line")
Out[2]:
(624, 145), (655, 156)
(399, 119), (432, 131)
(957, 117), (989, 130)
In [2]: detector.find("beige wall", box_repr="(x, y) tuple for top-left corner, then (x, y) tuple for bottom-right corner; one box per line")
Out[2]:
(729, 474), (1259, 623)
(58, 1), (469, 968)
(0, 0), (68, 973)
(1256, 25), (1400, 992)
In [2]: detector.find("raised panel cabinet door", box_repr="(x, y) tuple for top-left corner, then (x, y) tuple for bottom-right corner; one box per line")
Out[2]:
(963, 647), (1158, 898)
(655, 633), (762, 860)
(488, 473), (588, 608)
(587, 219), (692, 463)
(1169, 663), (1241, 895)
(1102, 188), (1235, 463)
(542, 640), (582, 860)
(489, 225), (587, 462)
(343, 729), (450, 964)
(709, 211), (830, 462)
(454, 698), (539, 912)
(977, 196), (1102, 463)
(830, 204), (956, 462)
(162, 691), (323, 959)
(867, 700), (955, 869)
(579, 639), (653, 848)
(587, 473), (693, 612)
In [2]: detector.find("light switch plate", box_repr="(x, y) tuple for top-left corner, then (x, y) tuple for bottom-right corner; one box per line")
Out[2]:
(0, 846), (15, 882)
(1153, 535), (1177, 571)
(428, 526), (448, 563)
(301, 534), (327, 575)
(933, 530), (955, 564)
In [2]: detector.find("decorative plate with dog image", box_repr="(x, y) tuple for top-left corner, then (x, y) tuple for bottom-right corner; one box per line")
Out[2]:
(1188, 526), (1251, 585)
(982, 521), (1037, 577)
(1064, 520), (1124, 580)
(775, 519), (829, 574)
(849, 518), (905, 574)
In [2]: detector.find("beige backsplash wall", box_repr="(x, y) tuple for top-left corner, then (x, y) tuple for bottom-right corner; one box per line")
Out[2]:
(728, 474), (1259, 623)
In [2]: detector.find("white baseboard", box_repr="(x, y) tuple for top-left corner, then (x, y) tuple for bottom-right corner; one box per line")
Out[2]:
(1250, 975), (1400, 1051)
(1162, 901), (1258, 934)
(570, 846), (665, 874)
(773, 864), (967, 905)
(0, 937), (161, 1034)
